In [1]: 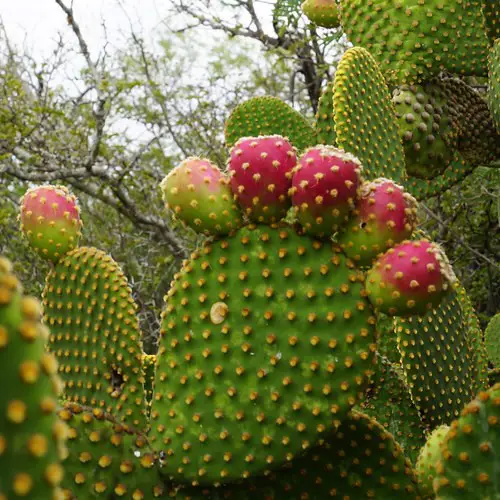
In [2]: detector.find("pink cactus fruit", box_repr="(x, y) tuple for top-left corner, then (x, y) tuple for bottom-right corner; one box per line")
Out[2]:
(20, 185), (82, 262)
(290, 145), (362, 237)
(161, 157), (242, 236)
(227, 135), (297, 223)
(338, 178), (419, 267)
(365, 239), (457, 316)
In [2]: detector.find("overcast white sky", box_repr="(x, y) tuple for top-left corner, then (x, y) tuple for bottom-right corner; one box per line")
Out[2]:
(1, 0), (169, 57)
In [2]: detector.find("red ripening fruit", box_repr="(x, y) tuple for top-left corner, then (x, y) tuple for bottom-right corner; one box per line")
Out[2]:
(20, 185), (82, 262)
(338, 178), (419, 266)
(228, 135), (297, 224)
(290, 145), (363, 238)
(365, 239), (457, 316)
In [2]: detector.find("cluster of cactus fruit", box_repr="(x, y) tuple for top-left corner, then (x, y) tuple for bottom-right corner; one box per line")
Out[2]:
(1, 0), (499, 498)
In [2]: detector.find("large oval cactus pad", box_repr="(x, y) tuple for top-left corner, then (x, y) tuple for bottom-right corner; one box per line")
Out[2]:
(150, 224), (377, 484)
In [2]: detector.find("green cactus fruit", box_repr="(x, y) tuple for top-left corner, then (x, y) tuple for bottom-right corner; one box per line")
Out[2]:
(366, 239), (457, 317)
(489, 40), (500, 133)
(485, 313), (500, 368)
(172, 410), (422, 499)
(405, 154), (476, 201)
(20, 185), (83, 263)
(301, 0), (340, 28)
(434, 383), (500, 499)
(416, 424), (450, 498)
(224, 96), (317, 151)
(314, 80), (336, 146)
(441, 76), (500, 166)
(161, 158), (242, 236)
(333, 47), (407, 183)
(338, 0), (489, 85)
(150, 223), (377, 484)
(360, 355), (428, 465)
(338, 178), (419, 267)
(58, 402), (167, 498)
(392, 82), (460, 179)
(0, 256), (66, 499)
(42, 247), (147, 430)
(482, 0), (500, 43)
(394, 287), (486, 428)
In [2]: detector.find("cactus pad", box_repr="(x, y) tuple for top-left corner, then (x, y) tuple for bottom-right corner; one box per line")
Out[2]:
(161, 158), (242, 236)
(489, 40), (500, 133)
(150, 223), (377, 484)
(485, 313), (500, 368)
(0, 256), (66, 499)
(338, 0), (489, 84)
(42, 247), (147, 430)
(360, 356), (428, 465)
(174, 410), (422, 499)
(392, 82), (459, 179)
(333, 47), (407, 183)
(314, 81), (336, 146)
(20, 185), (82, 263)
(395, 288), (485, 428)
(434, 384), (500, 499)
(482, 0), (500, 43)
(416, 424), (450, 497)
(58, 403), (166, 498)
(224, 96), (316, 151)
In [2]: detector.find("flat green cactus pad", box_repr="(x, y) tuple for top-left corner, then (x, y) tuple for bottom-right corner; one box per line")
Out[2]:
(489, 40), (500, 133)
(482, 0), (500, 42)
(42, 247), (147, 430)
(392, 81), (460, 179)
(224, 96), (317, 151)
(314, 81), (336, 146)
(395, 287), (485, 428)
(360, 356), (428, 464)
(405, 154), (475, 200)
(150, 224), (377, 484)
(338, 0), (489, 85)
(434, 384), (500, 499)
(173, 410), (422, 499)
(0, 256), (66, 499)
(333, 46), (407, 183)
(58, 403), (166, 498)
(485, 313), (500, 368)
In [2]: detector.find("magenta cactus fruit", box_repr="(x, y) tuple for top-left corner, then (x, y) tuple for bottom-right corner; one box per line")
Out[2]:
(161, 157), (242, 236)
(338, 178), (419, 267)
(20, 185), (82, 262)
(365, 239), (457, 316)
(289, 145), (362, 237)
(228, 135), (297, 223)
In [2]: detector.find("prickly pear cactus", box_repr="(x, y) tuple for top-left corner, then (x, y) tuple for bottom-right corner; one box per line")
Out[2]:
(0, 256), (66, 499)
(485, 313), (500, 368)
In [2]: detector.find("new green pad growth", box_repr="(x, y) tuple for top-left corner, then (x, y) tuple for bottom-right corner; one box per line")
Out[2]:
(485, 313), (500, 368)
(0, 256), (66, 499)
(224, 96), (316, 151)
(333, 46), (407, 183)
(43, 247), (147, 430)
(434, 383), (500, 499)
(150, 224), (377, 484)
